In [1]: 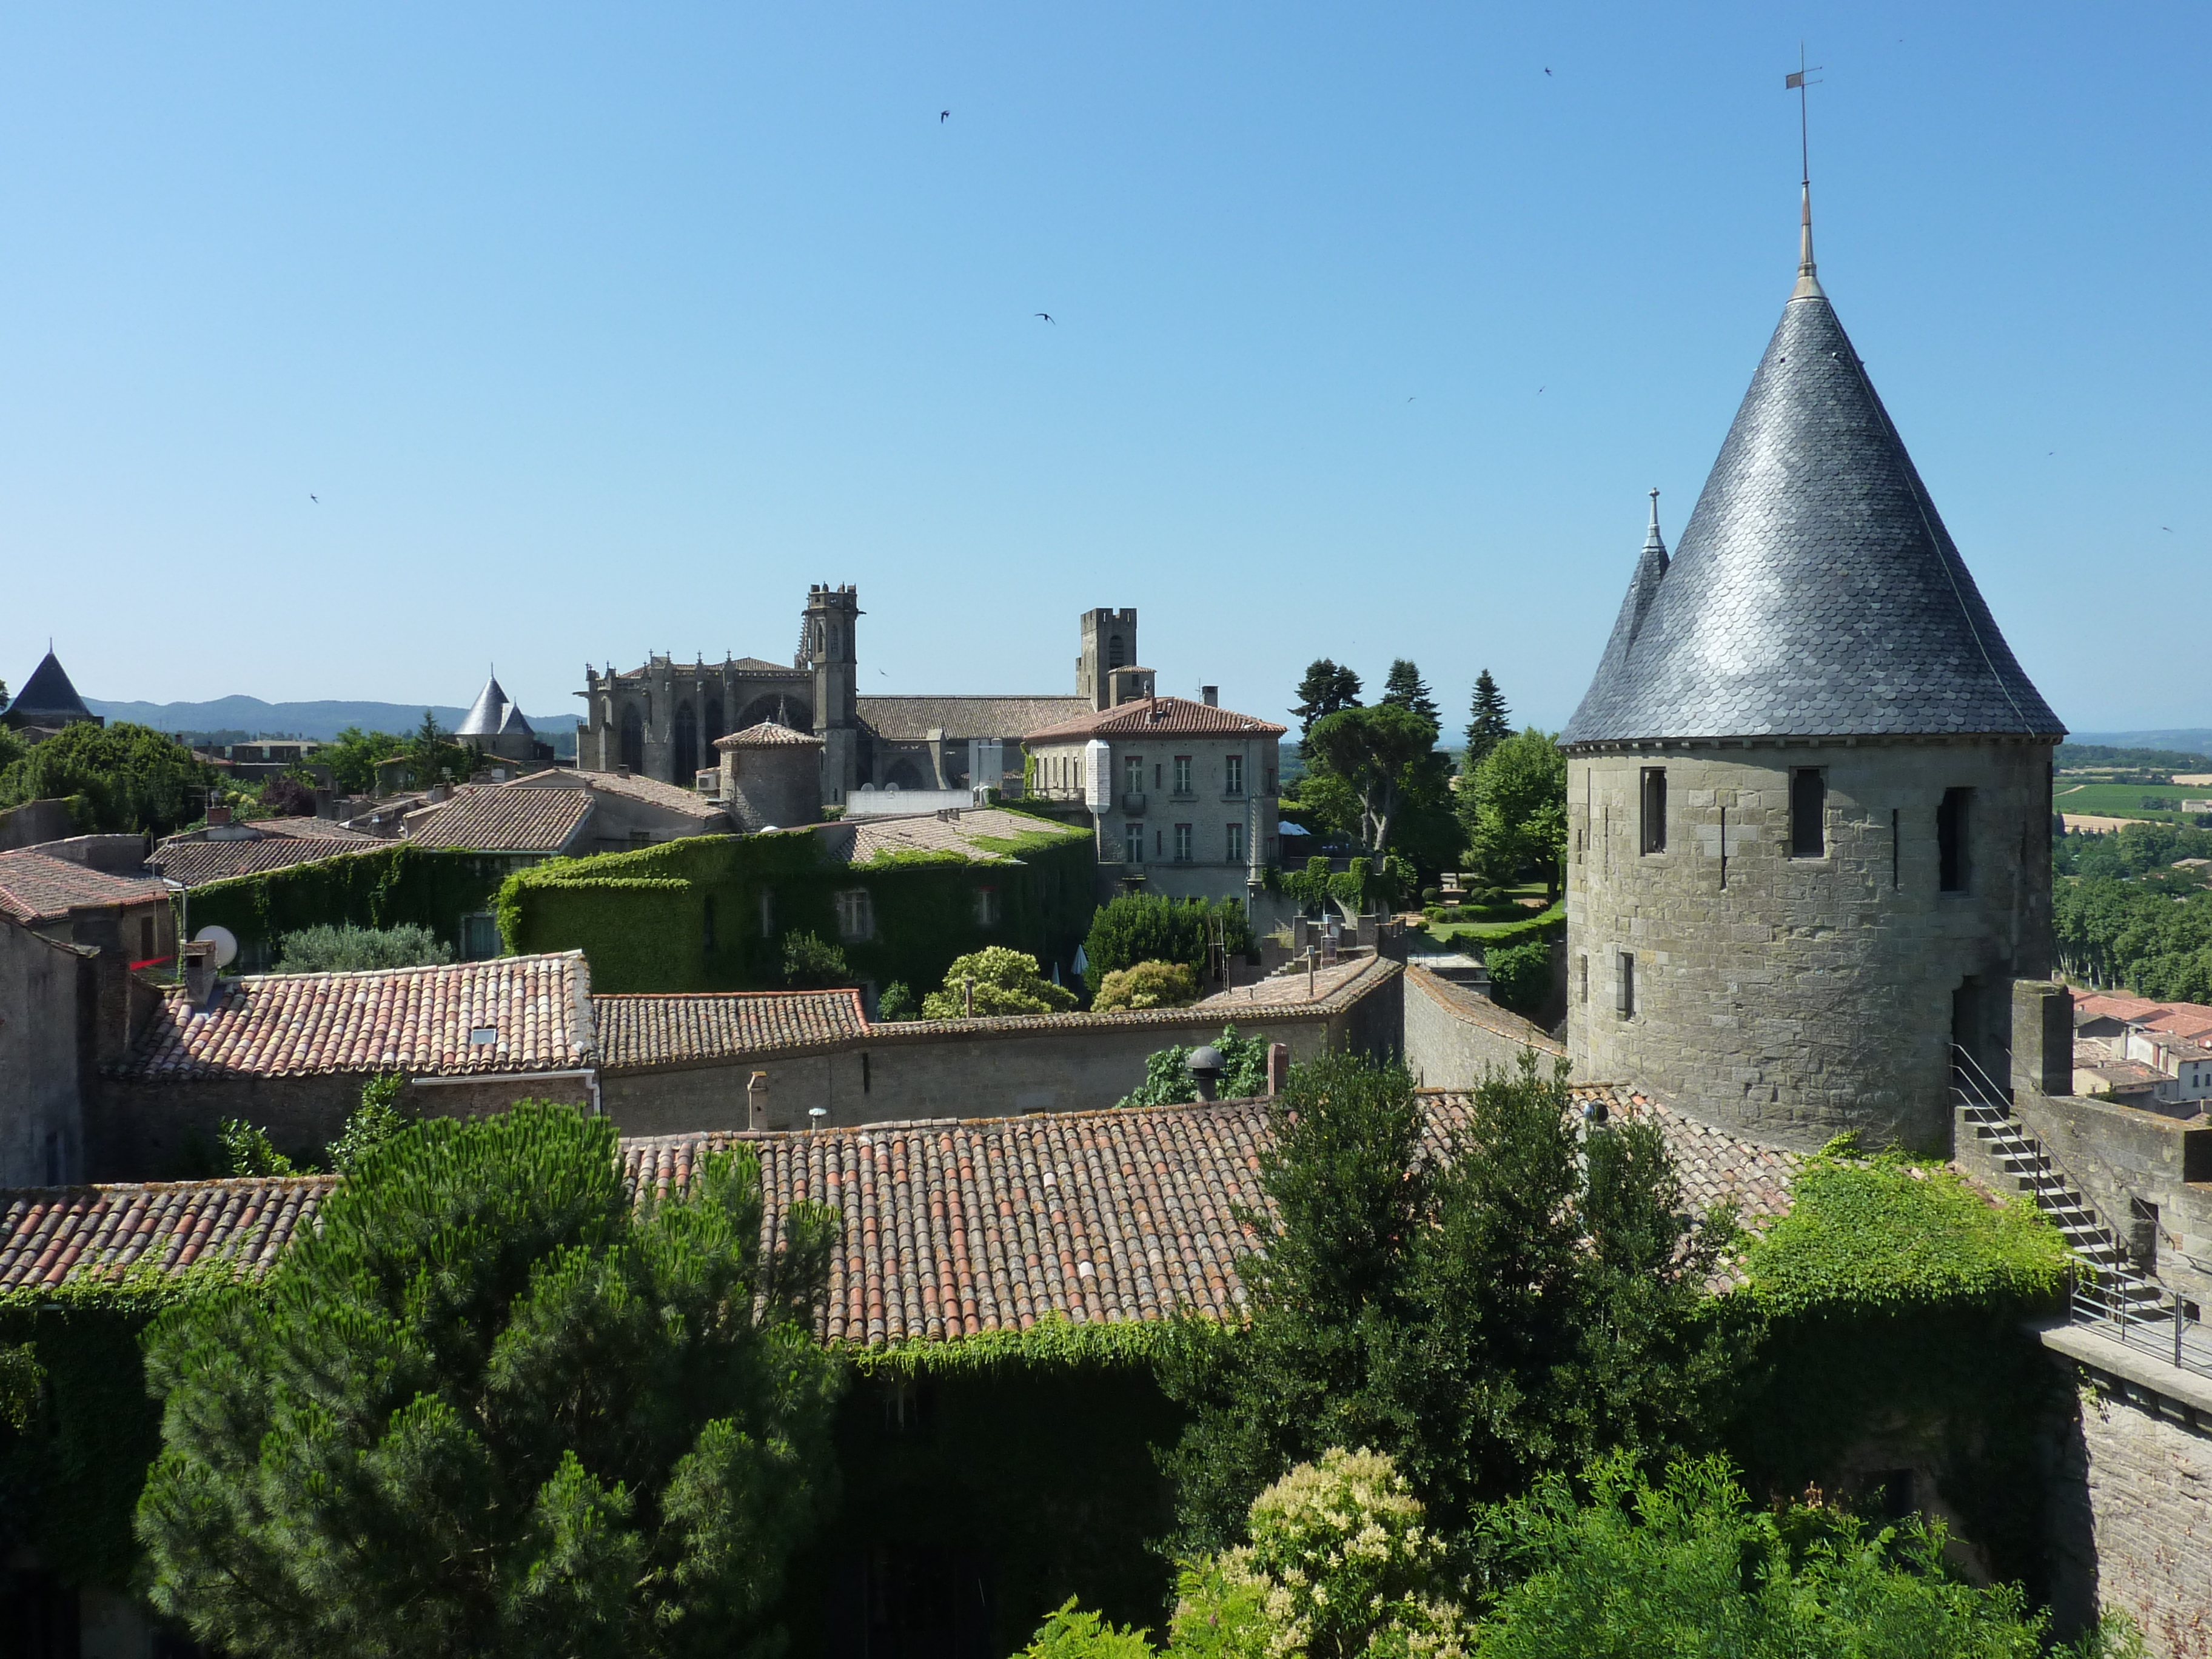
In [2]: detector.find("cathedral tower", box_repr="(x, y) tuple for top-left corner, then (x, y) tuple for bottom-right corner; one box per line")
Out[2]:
(804, 584), (861, 804)
(1078, 608), (1139, 712)
(1562, 189), (2064, 1153)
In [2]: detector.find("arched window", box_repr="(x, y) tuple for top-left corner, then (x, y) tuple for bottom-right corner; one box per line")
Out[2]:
(704, 698), (725, 752)
(1109, 634), (1125, 669)
(674, 702), (699, 783)
(618, 705), (644, 774)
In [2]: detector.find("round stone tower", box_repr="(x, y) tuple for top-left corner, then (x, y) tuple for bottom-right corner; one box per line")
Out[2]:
(716, 721), (825, 833)
(1561, 190), (2064, 1154)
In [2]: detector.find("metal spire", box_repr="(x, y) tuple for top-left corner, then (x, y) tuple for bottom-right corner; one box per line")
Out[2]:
(1788, 49), (1824, 299)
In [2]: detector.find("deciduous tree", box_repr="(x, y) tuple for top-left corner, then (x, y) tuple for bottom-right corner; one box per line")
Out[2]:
(1460, 728), (1567, 899)
(0, 720), (218, 836)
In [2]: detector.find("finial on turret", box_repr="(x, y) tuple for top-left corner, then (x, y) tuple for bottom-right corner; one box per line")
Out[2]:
(1787, 50), (1825, 300)
(1646, 488), (1663, 548)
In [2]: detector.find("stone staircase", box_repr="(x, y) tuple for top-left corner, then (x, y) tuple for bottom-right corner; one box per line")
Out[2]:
(1950, 1045), (2167, 1327)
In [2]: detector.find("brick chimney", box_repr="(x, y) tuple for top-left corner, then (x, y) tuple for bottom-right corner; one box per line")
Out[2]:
(206, 800), (232, 827)
(1267, 1042), (1290, 1098)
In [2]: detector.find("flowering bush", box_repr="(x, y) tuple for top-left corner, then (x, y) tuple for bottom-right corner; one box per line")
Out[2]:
(1173, 1449), (1464, 1659)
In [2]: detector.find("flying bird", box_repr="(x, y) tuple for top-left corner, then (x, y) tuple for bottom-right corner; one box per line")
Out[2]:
(1544, 66), (1552, 75)
(1035, 312), (1054, 323)
(940, 109), (950, 122)
(2164, 526), (2176, 533)
(309, 494), (318, 503)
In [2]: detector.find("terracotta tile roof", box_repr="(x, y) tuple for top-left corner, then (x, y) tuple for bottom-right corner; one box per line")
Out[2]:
(621, 1085), (1802, 1347)
(1022, 695), (1287, 743)
(149, 839), (383, 889)
(255, 819), (386, 842)
(549, 771), (727, 819)
(857, 695), (1091, 743)
(595, 990), (868, 1070)
(1202, 959), (1390, 1011)
(0, 1175), (337, 1291)
(868, 956), (1398, 1041)
(3, 1084), (1801, 1333)
(714, 722), (823, 750)
(0, 848), (167, 923)
(2074, 993), (2170, 1025)
(405, 786), (594, 853)
(115, 951), (596, 1081)
(799, 806), (1089, 867)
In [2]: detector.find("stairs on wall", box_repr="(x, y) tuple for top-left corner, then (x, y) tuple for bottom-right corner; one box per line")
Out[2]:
(1950, 1046), (2168, 1330)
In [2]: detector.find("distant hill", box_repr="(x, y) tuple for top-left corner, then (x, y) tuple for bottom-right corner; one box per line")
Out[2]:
(2068, 730), (2212, 759)
(82, 695), (580, 745)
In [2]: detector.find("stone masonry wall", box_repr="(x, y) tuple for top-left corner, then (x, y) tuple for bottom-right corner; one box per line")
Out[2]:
(1401, 965), (1563, 1091)
(1566, 737), (2054, 1153)
(2051, 1371), (2212, 1657)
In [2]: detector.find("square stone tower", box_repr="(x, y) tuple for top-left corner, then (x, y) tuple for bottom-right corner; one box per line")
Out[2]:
(1560, 193), (2064, 1155)
(805, 584), (860, 805)
(1078, 608), (1139, 712)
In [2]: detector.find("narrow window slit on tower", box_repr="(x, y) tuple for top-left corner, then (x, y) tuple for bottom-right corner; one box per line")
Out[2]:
(1719, 806), (1728, 888)
(1891, 808), (1900, 889)
(1939, 788), (1971, 892)
(1790, 768), (1826, 858)
(1640, 767), (1666, 854)
(1616, 951), (1635, 1017)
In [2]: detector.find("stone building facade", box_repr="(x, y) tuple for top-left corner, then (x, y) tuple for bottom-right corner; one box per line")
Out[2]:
(574, 586), (1110, 807)
(1561, 193), (2064, 1153)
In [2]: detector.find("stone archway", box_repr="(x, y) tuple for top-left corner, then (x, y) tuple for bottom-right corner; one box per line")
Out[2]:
(885, 756), (928, 791)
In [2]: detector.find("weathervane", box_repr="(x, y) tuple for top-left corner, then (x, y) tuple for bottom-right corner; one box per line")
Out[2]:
(1786, 46), (1825, 297)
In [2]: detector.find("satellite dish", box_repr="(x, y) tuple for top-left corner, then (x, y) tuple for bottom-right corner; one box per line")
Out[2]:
(194, 924), (239, 969)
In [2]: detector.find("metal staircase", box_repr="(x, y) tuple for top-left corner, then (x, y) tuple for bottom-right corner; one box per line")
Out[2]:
(1949, 1045), (2174, 1334)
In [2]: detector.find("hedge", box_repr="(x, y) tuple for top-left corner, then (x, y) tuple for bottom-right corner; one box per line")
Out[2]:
(498, 816), (1097, 994)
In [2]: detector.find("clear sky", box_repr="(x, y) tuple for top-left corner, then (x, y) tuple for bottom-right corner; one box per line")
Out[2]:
(2, 3), (2205, 737)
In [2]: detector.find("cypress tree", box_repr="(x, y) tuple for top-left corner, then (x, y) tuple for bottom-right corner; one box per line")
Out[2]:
(136, 1103), (843, 1659)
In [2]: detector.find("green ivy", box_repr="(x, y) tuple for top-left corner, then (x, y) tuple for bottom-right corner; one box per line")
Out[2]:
(185, 844), (521, 959)
(499, 820), (1096, 994)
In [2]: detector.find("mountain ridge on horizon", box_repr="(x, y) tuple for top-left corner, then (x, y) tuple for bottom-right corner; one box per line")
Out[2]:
(79, 694), (581, 743)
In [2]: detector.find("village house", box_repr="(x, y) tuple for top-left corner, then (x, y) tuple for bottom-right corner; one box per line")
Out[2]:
(0, 839), (173, 965)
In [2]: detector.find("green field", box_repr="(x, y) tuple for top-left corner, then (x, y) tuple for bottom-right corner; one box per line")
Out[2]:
(2054, 781), (2212, 824)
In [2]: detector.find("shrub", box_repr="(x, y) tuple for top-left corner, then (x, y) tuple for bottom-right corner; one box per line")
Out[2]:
(218, 1118), (295, 1177)
(1117, 1025), (1271, 1109)
(273, 922), (453, 974)
(1017, 1599), (1158, 1659)
(1174, 1447), (1464, 1659)
(782, 928), (851, 988)
(1084, 894), (1255, 995)
(922, 947), (1078, 1019)
(256, 774), (318, 817)
(1094, 959), (1200, 1013)
(875, 980), (917, 1022)
(1484, 939), (1552, 1019)
(1421, 886), (1441, 907)
(325, 1073), (408, 1175)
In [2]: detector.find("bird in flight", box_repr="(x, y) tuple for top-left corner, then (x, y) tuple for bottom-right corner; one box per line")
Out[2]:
(1035, 312), (1054, 323)
(940, 109), (950, 122)
(1544, 66), (1552, 75)
(309, 494), (318, 503)
(2163, 526), (2176, 533)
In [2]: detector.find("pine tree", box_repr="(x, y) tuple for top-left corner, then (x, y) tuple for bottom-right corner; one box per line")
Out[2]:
(1291, 660), (1364, 739)
(136, 1104), (843, 1659)
(1464, 669), (1513, 768)
(1379, 659), (1442, 738)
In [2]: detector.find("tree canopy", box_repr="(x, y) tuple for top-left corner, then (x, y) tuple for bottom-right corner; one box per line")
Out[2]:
(0, 720), (219, 836)
(1301, 703), (1444, 857)
(1290, 660), (1363, 742)
(1082, 893), (1254, 997)
(274, 922), (454, 974)
(1159, 1051), (1743, 1557)
(1460, 728), (1567, 899)
(136, 1103), (844, 1659)
(922, 946), (1078, 1017)
(317, 726), (407, 795)
(1379, 659), (1443, 732)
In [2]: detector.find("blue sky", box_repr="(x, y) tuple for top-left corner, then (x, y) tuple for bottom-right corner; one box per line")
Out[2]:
(2, 3), (2204, 736)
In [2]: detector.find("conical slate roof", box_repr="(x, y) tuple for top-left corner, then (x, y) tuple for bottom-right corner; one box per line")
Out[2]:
(5, 651), (93, 725)
(1563, 232), (2062, 745)
(455, 676), (530, 738)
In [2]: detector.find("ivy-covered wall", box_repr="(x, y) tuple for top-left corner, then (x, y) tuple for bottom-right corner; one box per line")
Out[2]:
(497, 819), (1098, 995)
(184, 845), (521, 960)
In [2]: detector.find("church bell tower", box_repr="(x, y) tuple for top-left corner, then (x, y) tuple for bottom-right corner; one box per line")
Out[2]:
(803, 585), (861, 805)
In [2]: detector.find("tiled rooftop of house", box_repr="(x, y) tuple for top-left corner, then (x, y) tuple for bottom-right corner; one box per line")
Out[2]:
(0, 847), (167, 923)
(1022, 695), (1287, 742)
(595, 989), (868, 1070)
(1, 1085), (1804, 1329)
(714, 722), (822, 750)
(115, 951), (595, 1081)
(1199, 958), (1382, 1011)
(802, 806), (1088, 866)
(404, 785), (595, 853)
(872, 954), (1396, 1039)
(540, 770), (728, 820)
(149, 837), (381, 888)
(0, 1175), (337, 1291)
